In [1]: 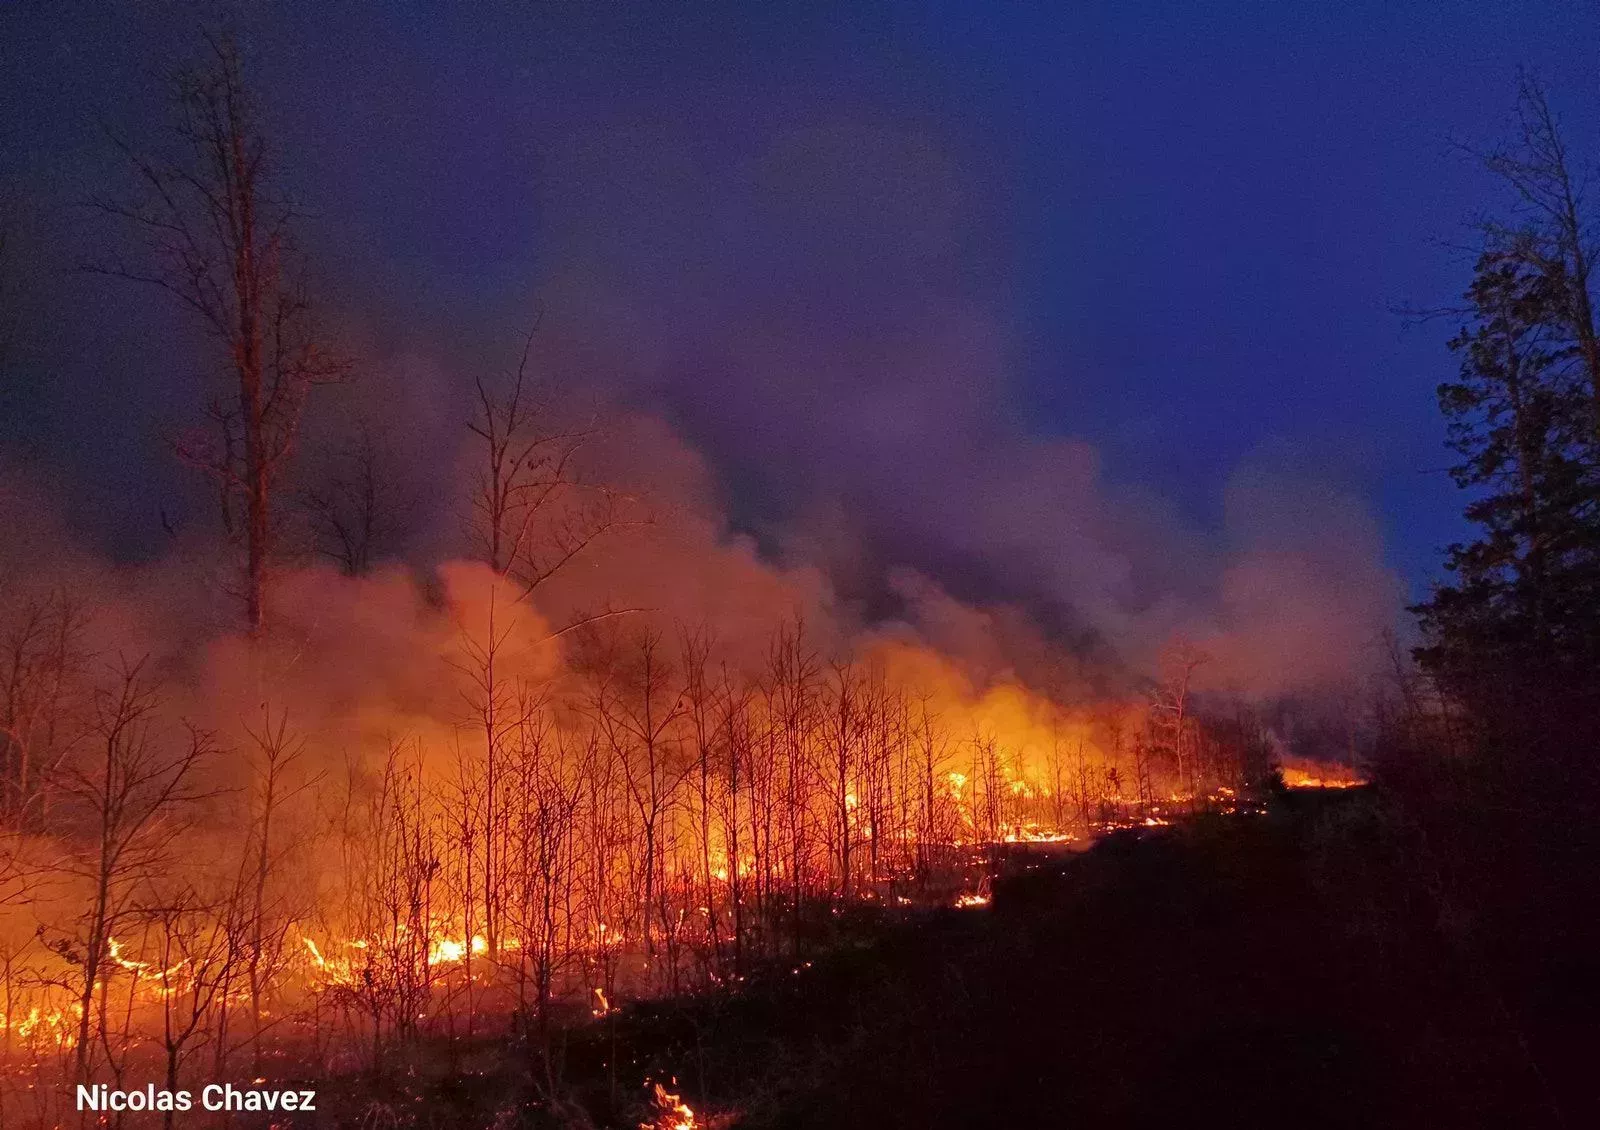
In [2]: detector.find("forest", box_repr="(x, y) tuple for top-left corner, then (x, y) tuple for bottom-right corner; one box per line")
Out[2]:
(2, 12), (1599, 1130)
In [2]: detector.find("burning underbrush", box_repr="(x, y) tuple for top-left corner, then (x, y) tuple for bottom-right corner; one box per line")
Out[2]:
(1277, 758), (1369, 790)
(0, 510), (1324, 1127)
(0, 761), (1270, 1126)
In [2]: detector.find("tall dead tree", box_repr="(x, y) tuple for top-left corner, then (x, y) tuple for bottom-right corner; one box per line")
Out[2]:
(92, 34), (342, 633)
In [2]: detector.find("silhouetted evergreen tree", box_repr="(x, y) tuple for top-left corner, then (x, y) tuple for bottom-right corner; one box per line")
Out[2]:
(1413, 83), (1600, 737)
(1414, 244), (1600, 691)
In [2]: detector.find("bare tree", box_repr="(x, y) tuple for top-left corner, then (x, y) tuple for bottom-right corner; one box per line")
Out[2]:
(0, 589), (86, 824)
(1073, 730), (1096, 830)
(142, 884), (247, 1130)
(679, 629), (727, 975)
(234, 707), (314, 1070)
(468, 333), (630, 599)
(584, 629), (686, 986)
(822, 661), (860, 902)
(912, 694), (952, 885)
(299, 421), (409, 576)
(45, 658), (213, 1078)
(1151, 639), (1209, 801)
(503, 702), (582, 1043)
(90, 34), (344, 632)
(333, 740), (440, 1076)
(765, 622), (819, 958)
(450, 584), (531, 967)
(717, 670), (756, 974)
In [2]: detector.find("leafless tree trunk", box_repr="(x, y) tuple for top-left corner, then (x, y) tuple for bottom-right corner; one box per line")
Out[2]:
(586, 629), (685, 988)
(337, 740), (440, 1076)
(46, 658), (212, 1079)
(1153, 640), (1208, 802)
(453, 586), (523, 966)
(144, 884), (244, 1130)
(237, 706), (312, 1071)
(0, 589), (85, 825)
(718, 674), (754, 975)
(679, 630), (726, 976)
(91, 34), (343, 632)
(824, 661), (858, 903)
(767, 623), (819, 959)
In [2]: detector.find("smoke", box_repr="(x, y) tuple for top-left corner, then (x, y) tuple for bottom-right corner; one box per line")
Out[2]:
(1193, 453), (1407, 696)
(418, 105), (1407, 708)
(3, 383), (1398, 798)
(0, 71), (1407, 772)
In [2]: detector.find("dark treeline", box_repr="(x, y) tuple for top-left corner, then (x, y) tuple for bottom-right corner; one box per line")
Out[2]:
(1385, 74), (1600, 1126)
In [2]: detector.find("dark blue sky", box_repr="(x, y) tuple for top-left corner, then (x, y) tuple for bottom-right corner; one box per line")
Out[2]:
(5, 1), (1600, 606)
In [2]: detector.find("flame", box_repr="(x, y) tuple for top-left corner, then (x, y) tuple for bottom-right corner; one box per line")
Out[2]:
(426, 933), (487, 965)
(1001, 823), (1076, 844)
(640, 1081), (696, 1130)
(1280, 762), (1367, 789)
(0, 1002), (80, 1049)
(106, 936), (147, 973)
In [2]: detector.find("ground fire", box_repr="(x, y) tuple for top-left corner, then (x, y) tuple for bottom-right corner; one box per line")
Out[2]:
(0, 576), (1290, 1126)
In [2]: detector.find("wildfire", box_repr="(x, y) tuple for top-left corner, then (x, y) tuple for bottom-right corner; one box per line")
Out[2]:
(299, 924), (499, 990)
(428, 934), (488, 966)
(1280, 763), (1367, 789)
(106, 937), (189, 984)
(1000, 824), (1076, 844)
(954, 892), (990, 909)
(0, 1004), (79, 1049)
(640, 1082), (696, 1130)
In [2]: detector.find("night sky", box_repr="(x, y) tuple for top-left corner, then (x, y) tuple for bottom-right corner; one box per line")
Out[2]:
(5, 1), (1600, 609)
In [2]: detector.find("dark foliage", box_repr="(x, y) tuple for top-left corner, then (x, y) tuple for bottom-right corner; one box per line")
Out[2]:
(359, 800), (1557, 1129)
(1390, 75), (1600, 1130)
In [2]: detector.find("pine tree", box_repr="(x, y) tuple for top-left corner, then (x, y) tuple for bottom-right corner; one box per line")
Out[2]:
(1414, 237), (1600, 704)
